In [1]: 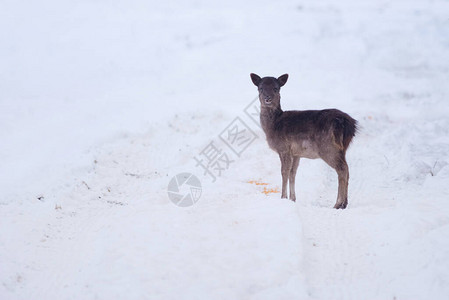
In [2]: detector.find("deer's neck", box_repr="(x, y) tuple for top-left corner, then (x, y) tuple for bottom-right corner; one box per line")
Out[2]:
(260, 106), (283, 133)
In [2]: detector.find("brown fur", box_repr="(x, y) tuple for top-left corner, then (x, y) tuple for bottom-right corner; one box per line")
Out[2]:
(250, 73), (357, 209)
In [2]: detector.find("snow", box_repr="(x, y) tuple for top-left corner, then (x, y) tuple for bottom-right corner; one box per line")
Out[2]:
(1, 0), (449, 299)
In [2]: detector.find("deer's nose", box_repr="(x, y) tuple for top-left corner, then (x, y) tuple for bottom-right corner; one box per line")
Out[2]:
(264, 96), (272, 104)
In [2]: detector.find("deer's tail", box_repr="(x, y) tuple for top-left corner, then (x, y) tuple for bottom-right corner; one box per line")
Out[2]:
(334, 114), (358, 150)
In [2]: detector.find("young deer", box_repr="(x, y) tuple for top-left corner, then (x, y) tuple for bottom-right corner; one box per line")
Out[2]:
(250, 73), (357, 209)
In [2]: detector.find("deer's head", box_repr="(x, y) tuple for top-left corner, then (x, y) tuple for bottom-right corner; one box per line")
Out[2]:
(250, 73), (288, 109)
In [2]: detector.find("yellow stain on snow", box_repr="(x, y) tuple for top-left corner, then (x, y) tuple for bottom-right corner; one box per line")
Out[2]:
(262, 186), (280, 195)
(247, 180), (269, 186)
(247, 180), (280, 195)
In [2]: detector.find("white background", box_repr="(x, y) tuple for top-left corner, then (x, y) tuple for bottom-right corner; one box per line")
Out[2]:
(1, 0), (449, 299)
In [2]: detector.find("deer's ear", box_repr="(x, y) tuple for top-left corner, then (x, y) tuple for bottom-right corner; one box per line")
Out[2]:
(277, 74), (289, 87)
(250, 73), (261, 86)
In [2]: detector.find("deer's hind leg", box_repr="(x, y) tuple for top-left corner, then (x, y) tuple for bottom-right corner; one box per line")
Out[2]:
(321, 150), (349, 209)
(334, 156), (349, 209)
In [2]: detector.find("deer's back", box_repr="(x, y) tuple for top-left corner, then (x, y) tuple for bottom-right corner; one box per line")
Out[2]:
(265, 109), (356, 157)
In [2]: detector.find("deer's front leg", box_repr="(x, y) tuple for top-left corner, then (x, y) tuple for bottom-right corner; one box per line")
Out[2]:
(289, 156), (300, 201)
(279, 153), (293, 199)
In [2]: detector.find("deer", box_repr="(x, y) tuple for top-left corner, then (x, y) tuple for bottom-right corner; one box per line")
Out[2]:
(250, 73), (357, 209)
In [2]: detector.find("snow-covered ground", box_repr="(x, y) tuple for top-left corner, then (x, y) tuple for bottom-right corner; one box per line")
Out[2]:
(1, 0), (449, 299)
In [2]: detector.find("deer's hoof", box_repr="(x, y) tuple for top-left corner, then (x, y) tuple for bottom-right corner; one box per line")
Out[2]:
(334, 202), (348, 209)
